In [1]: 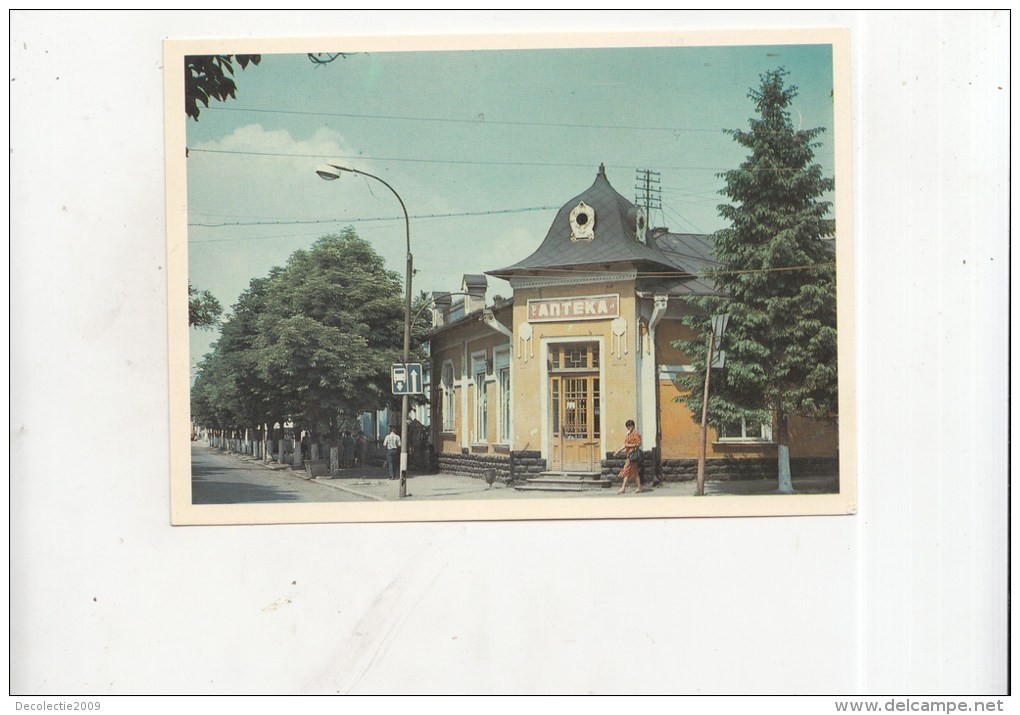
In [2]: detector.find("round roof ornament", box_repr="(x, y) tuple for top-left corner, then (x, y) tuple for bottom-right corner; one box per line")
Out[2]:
(569, 201), (596, 241)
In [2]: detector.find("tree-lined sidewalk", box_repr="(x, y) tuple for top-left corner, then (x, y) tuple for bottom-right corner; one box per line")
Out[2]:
(191, 228), (428, 475)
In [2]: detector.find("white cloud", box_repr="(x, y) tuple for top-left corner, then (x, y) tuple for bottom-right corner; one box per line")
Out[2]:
(194, 123), (351, 157)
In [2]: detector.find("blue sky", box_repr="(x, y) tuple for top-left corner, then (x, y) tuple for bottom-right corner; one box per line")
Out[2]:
(186, 42), (835, 374)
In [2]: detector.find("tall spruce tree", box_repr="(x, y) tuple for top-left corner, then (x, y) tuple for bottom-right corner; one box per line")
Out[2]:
(673, 68), (837, 493)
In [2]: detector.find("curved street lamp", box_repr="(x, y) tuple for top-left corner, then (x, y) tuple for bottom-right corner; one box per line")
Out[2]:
(317, 164), (413, 498)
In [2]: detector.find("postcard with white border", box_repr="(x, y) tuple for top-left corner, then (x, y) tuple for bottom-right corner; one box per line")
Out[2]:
(166, 29), (856, 525)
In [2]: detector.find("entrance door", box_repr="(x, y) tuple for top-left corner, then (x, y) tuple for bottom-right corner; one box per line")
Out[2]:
(549, 343), (601, 472)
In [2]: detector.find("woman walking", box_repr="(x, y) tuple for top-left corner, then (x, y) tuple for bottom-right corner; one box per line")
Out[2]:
(614, 419), (643, 494)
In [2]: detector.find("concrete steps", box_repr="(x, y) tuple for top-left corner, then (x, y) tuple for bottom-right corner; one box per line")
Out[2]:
(514, 471), (613, 492)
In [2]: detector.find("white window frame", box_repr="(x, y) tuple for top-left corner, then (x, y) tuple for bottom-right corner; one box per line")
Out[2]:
(471, 350), (488, 444)
(718, 414), (774, 443)
(441, 360), (456, 433)
(494, 346), (511, 444)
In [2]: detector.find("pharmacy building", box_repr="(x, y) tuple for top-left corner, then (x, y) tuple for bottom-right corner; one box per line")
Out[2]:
(423, 164), (838, 485)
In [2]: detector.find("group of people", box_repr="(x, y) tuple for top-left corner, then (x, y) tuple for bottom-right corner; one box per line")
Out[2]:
(292, 430), (367, 468)
(339, 430), (368, 469)
(339, 422), (423, 479)
(312, 419), (640, 487)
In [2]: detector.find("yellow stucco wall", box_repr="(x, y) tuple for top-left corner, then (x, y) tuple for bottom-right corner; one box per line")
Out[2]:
(511, 280), (640, 457)
(429, 310), (512, 454)
(655, 318), (838, 460)
(656, 317), (699, 365)
(431, 344), (461, 454)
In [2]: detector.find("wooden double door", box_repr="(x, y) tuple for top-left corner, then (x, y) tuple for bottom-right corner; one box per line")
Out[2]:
(549, 343), (601, 472)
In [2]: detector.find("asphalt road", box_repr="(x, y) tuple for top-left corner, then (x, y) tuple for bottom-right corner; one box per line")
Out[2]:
(191, 443), (372, 504)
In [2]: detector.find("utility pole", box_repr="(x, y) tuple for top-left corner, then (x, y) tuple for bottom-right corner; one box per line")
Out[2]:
(634, 168), (661, 231)
(696, 314), (728, 496)
(696, 327), (716, 497)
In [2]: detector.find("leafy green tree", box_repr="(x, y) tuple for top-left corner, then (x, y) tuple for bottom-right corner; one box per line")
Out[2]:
(254, 229), (406, 447)
(185, 54), (261, 121)
(673, 68), (837, 493)
(190, 228), (411, 463)
(191, 352), (230, 429)
(188, 283), (222, 329)
(215, 278), (282, 425)
(192, 273), (296, 459)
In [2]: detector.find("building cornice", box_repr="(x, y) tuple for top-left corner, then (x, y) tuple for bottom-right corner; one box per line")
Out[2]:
(507, 270), (636, 290)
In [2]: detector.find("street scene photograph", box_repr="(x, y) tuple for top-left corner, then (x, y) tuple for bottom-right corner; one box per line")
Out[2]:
(170, 31), (853, 519)
(11, 10), (1008, 702)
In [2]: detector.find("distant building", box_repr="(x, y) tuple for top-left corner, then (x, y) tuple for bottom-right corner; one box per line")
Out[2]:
(425, 164), (838, 483)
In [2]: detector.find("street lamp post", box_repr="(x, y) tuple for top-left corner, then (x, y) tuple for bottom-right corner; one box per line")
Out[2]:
(317, 164), (413, 498)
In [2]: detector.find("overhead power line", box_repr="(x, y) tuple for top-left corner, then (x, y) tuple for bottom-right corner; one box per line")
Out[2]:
(186, 147), (818, 173)
(204, 105), (729, 134)
(515, 262), (836, 279)
(656, 245), (721, 266)
(204, 105), (836, 142)
(188, 205), (559, 230)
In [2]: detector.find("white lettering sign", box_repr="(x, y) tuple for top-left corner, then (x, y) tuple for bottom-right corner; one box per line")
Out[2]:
(526, 294), (620, 322)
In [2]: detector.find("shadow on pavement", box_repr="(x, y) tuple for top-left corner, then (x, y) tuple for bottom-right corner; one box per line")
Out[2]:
(191, 463), (306, 504)
(698, 476), (839, 496)
(192, 478), (308, 504)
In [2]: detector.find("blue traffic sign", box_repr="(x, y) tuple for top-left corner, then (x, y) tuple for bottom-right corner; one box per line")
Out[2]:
(391, 363), (424, 395)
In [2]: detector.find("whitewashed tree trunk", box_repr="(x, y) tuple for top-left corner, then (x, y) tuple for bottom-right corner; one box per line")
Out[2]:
(777, 444), (793, 494)
(330, 447), (339, 477)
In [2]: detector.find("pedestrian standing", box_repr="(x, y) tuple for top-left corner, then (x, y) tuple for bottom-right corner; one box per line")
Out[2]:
(342, 431), (356, 468)
(383, 426), (401, 480)
(355, 430), (367, 467)
(613, 419), (643, 494)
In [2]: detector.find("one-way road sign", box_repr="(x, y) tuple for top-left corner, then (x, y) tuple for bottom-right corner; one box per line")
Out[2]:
(391, 363), (424, 395)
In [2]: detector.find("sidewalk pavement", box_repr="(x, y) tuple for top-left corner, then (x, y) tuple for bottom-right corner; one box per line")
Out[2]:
(227, 450), (838, 501)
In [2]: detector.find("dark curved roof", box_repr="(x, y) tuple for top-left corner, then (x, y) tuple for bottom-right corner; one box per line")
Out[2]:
(651, 231), (718, 274)
(624, 231), (720, 296)
(487, 164), (692, 278)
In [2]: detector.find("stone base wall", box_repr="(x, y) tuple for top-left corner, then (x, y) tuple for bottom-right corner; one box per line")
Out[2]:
(509, 450), (547, 482)
(435, 449), (547, 485)
(436, 452), (512, 483)
(602, 453), (839, 483)
(439, 449), (837, 485)
(601, 452), (655, 482)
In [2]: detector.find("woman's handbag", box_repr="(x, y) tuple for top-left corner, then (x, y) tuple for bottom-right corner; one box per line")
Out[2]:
(627, 447), (641, 463)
